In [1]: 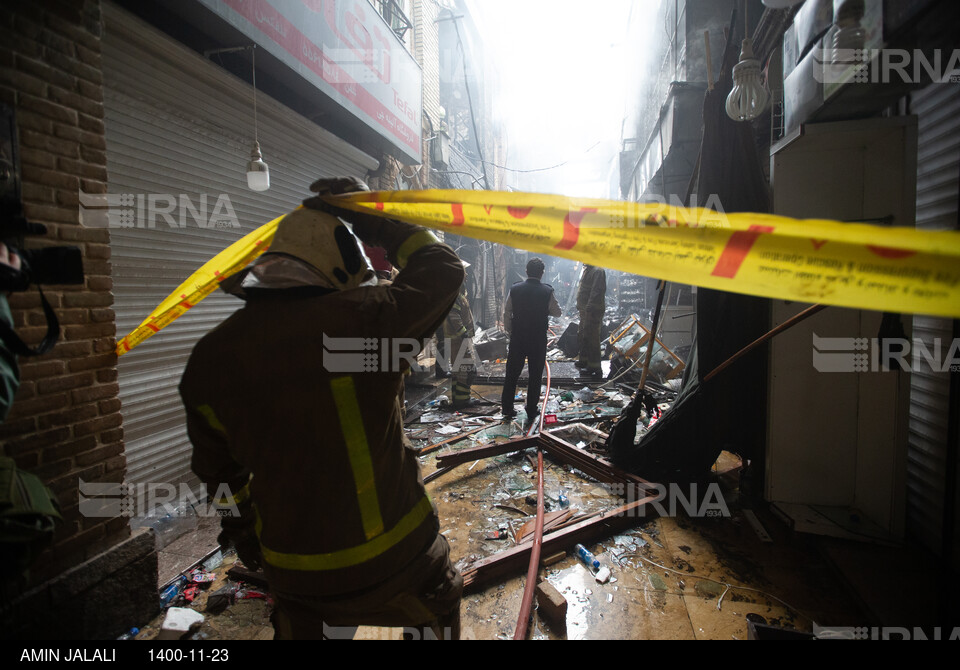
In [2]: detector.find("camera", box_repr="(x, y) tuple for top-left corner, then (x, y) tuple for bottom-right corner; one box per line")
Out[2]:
(1, 104), (84, 356)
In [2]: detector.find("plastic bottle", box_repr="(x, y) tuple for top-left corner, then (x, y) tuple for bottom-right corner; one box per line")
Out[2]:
(574, 543), (600, 571)
(117, 627), (139, 640)
(160, 575), (188, 607)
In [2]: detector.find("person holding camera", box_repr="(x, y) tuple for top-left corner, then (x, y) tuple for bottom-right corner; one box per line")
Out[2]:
(0, 242), (21, 422)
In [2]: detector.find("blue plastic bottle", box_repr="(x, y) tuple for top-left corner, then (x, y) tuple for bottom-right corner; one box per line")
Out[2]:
(574, 543), (600, 571)
(117, 627), (139, 640)
(160, 575), (187, 607)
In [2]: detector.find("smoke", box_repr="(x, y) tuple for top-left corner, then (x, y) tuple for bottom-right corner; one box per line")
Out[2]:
(469, 0), (649, 198)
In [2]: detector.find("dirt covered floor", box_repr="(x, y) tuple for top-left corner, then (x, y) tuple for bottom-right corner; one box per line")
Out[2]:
(135, 383), (866, 640)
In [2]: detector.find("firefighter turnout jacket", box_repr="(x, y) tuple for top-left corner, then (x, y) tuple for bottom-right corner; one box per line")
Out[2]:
(179, 217), (464, 599)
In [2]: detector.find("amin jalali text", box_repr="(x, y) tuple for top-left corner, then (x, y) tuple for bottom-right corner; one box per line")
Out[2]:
(21, 649), (117, 662)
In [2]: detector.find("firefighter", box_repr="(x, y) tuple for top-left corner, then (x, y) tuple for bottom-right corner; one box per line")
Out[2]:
(179, 177), (464, 640)
(576, 264), (606, 379)
(443, 282), (475, 409)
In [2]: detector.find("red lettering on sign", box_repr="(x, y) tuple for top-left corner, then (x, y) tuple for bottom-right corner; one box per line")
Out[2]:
(375, 202), (385, 211)
(451, 203), (465, 226)
(555, 208), (598, 251)
(711, 225), (775, 279)
(507, 207), (534, 219)
(483, 205), (494, 215)
(866, 245), (916, 259)
(811, 239), (827, 250)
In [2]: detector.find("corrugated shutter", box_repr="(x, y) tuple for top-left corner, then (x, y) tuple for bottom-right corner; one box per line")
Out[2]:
(906, 82), (960, 554)
(102, 4), (378, 488)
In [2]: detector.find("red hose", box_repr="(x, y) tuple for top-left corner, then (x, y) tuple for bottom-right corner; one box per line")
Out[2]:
(514, 362), (551, 639)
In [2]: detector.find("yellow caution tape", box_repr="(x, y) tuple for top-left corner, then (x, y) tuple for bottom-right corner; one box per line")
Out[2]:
(116, 191), (960, 356)
(116, 213), (285, 355)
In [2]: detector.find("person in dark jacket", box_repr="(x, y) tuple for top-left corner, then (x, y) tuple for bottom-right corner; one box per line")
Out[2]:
(179, 177), (464, 640)
(576, 265), (607, 379)
(0, 243), (22, 422)
(500, 258), (561, 427)
(443, 285), (475, 409)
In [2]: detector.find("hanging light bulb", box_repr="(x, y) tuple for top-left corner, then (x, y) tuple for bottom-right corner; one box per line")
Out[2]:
(247, 140), (270, 191)
(725, 38), (770, 122)
(246, 45), (270, 191)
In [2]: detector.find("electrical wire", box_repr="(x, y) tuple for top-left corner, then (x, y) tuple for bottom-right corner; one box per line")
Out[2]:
(449, 140), (603, 175)
(618, 552), (817, 624)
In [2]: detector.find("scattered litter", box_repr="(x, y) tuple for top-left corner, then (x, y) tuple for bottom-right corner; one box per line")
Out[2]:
(536, 581), (568, 627)
(421, 412), (442, 423)
(542, 552), (566, 567)
(202, 550), (223, 571)
(157, 607), (205, 641)
(205, 584), (237, 615)
(426, 396), (449, 408)
(116, 627), (139, 640)
(575, 544), (600, 571)
(159, 575), (188, 608)
(436, 424), (461, 435)
(184, 584), (203, 602)
(188, 567), (217, 584)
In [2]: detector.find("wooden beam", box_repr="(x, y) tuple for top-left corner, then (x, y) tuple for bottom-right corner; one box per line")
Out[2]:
(434, 436), (540, 469)
(539, 432), (657, 495)
(417, 421), (500, 457)
(461, 494), (661, 593)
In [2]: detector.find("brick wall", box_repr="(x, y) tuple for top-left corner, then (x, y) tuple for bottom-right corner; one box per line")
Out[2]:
(0, 0), (128, 588)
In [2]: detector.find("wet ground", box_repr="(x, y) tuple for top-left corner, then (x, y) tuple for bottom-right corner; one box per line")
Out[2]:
(136, 381), (868, 640)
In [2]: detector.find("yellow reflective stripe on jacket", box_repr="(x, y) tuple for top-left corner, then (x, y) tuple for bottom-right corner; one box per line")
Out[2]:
(396, 230), (440, 268)
(256, 495), (434, 571)
(330, 376), (384, 541)
(216, 476), (251, 507)
(197, 404), (227, 435)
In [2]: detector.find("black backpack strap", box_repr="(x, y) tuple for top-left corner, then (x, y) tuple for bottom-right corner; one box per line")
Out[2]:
(0, 286), (59, 357)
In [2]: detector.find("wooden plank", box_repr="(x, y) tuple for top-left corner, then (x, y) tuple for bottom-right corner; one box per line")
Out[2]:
(539, 432), (657, 495)
(434, 436), (540, 468)
(461, 494), (661, 593)
(417, 421), (499, 457)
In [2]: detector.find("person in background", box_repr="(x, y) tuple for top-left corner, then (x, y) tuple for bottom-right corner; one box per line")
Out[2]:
(576, 264), (607, 380)
(443, 283), (475, 409)
(500, 258), (561, 429)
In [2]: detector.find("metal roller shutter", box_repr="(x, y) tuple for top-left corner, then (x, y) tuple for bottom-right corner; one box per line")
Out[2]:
(103, 4), (378, 488)
(906, 82), (960, 554)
